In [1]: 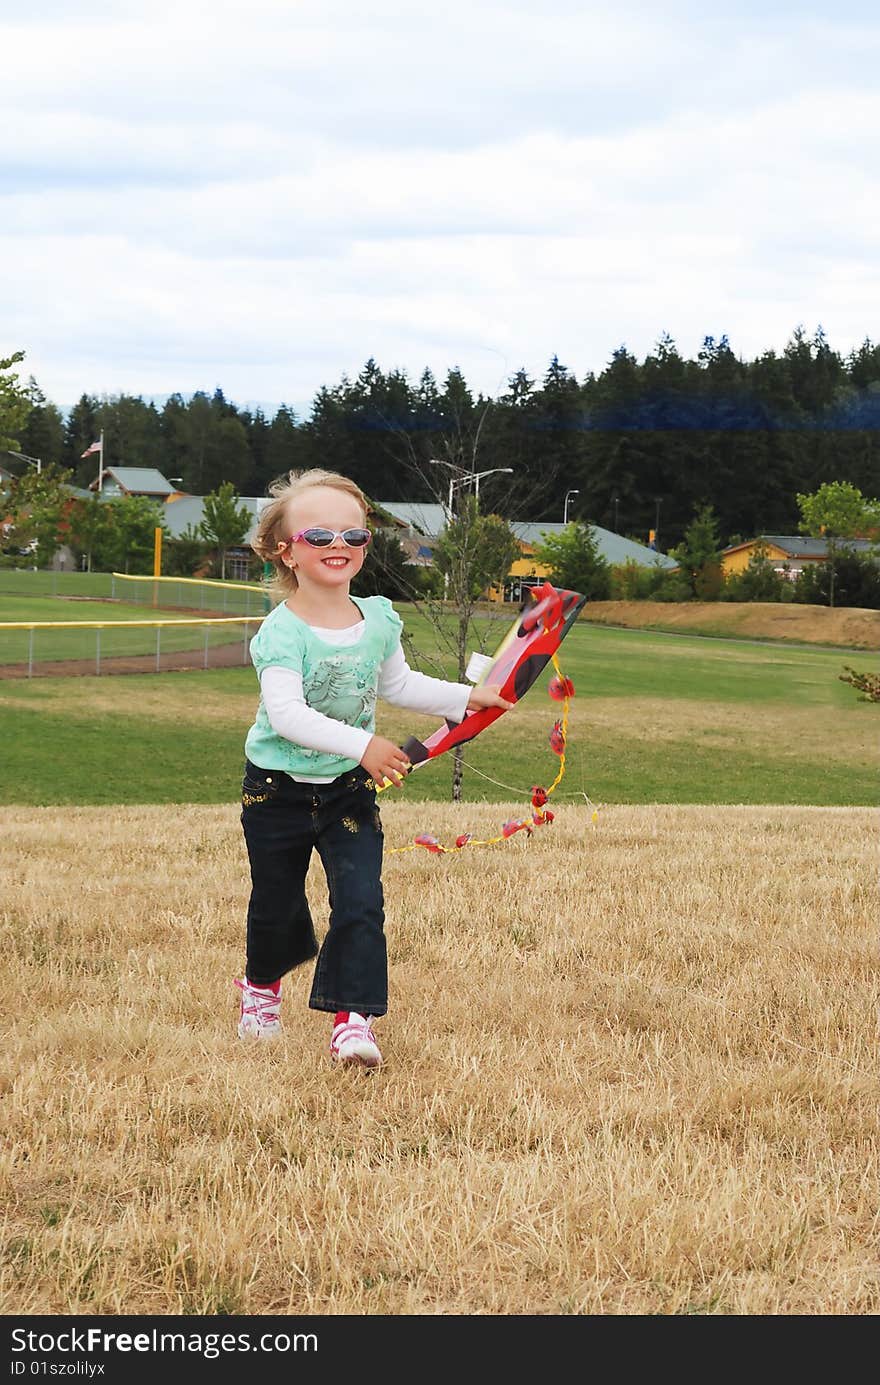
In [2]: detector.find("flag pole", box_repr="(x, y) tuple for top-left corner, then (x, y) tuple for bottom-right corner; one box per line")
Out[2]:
(98, 431), (104, 493)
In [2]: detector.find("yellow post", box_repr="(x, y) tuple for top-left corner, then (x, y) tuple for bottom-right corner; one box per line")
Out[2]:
(153, 528), (163, 607)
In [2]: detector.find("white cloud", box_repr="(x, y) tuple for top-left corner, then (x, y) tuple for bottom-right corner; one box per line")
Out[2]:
(2, 2), (880, 407)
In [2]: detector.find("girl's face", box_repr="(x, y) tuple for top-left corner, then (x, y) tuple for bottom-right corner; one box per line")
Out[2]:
(280, 485), (368, 595)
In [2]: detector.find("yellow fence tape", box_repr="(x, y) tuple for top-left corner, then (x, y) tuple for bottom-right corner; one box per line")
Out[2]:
(111, 572), (262, 592)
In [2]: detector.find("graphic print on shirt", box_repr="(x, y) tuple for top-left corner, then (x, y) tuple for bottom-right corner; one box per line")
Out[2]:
(299, 652), (378, 759)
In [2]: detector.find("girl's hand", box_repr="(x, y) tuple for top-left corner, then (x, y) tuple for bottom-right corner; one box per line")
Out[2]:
(465, 683), (515, 714)
(361, 735), (411, 788)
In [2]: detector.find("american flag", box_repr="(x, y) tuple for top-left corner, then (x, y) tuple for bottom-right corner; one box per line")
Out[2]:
(81, 439), (101, 457)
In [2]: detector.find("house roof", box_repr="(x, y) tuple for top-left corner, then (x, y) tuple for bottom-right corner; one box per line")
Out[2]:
(723, 535), (877, 558)
(374, 501), (447, 537)
(375, 503), (674, 569)
(57, 480), (674, 572)
(90, 467), (176, 496)
(162, 494), (270, 542)
(512, 521), (678, 570)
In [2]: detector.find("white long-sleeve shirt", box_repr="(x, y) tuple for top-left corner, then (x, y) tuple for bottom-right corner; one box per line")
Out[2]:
(260, 619), (471, 781)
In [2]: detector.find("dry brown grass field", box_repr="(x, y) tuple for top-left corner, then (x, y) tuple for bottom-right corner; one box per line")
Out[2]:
(1, 800), (878, 1316)
(583, 601), (880, 650)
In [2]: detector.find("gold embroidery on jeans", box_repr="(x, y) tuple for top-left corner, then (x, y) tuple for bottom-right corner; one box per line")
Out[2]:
(242, 790), (271, 806)
(363, 777), (376, 791)
(342, 816), (359, 833)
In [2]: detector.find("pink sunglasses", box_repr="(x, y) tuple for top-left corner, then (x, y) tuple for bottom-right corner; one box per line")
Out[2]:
(285, 527), (372, 549)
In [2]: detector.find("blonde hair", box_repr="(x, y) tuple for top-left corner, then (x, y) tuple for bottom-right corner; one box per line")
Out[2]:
(252, 469), (369, 601)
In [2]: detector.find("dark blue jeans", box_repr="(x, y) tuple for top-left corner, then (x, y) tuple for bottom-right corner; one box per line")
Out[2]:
(240, 759), (387, 1015)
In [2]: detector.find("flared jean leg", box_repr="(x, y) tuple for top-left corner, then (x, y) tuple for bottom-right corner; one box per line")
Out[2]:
(308, 784), (387, 1016)
(241, 794), (319, 984)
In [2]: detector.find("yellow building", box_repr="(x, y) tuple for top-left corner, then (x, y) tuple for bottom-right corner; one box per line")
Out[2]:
(486, 543), (551, 602)
(720, 535), (876, 579)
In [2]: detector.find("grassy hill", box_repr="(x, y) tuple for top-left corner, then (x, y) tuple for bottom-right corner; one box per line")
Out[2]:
(581, 600), (880, 650)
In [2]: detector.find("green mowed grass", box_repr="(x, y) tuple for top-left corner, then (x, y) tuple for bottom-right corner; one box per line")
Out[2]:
(2, 615), (876, 808)
(0, 570), (118, 599)
(0, 594), (258, 662)
(1, 594), (173, 620)
(0, 569), (266, 613)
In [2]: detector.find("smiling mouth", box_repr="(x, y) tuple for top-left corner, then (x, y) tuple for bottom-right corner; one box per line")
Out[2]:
(322, 556), (349, 567)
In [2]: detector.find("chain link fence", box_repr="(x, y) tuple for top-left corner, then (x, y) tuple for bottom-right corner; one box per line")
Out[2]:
(0, 617), (262, 678)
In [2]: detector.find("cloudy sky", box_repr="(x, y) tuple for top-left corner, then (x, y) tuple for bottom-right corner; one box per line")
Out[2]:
(3, 0), (879, 415)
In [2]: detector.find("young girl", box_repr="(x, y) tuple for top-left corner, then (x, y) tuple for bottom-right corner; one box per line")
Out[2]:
(236, 468), (512, 1067)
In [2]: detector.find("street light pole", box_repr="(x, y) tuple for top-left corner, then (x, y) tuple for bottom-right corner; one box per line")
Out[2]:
(429, 459), (513, 518)
(4, 449), (42, 475)
(564, 488), (579, 524)
(474, 467), (512, 502)
(428, 459), (461, 525)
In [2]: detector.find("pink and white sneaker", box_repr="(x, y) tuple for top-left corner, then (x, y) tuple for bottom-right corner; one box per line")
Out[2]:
(330, 1012), (382, 1068)
(235, 977), (282, 1040)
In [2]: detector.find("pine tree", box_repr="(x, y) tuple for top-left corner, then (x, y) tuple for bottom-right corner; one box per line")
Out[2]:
(17, 379), (63, 469)
(670, 505), (723, 599)
(63, 395), (101, 484)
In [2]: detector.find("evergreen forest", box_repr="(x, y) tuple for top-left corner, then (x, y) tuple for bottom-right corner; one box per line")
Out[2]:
(15, 326), (880, 550)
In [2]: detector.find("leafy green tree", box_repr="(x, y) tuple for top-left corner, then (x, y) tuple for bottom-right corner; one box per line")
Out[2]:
(0, 350), (31, 452)
(87, 496), (167, 574)
(534, 520), (611, 600)
(435, 502), (519, 602)
(200, 481), (252, 579)
(478, 514), (521, 596)
(669, 505), (723, 599)
(425, 499), (517, 799)
(163, 523), (211, 578)
(352, 528), (413, 600)
(795, 551), (880, 609)
(721, 540), (785, 602)
(796, 480), (879, 608)
(609, 559), (643, 600)
(4, 464), (74, 567)
(66, 495), (109, 573)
